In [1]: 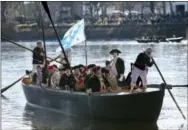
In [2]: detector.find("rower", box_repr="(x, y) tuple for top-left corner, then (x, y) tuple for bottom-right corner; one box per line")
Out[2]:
(32, 41), (45, 83)
(109, 49), (125, 86)
(124, 63), (143, 89)
(32, 41), (45, 73)
(130, 48), (153, 92)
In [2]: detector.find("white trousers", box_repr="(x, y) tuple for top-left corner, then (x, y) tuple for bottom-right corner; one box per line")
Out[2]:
(131, 65), (148, 87)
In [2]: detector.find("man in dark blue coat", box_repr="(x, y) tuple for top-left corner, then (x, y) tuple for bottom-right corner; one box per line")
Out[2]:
(130, 48), (154, 92)
(109, 49), (125, 86)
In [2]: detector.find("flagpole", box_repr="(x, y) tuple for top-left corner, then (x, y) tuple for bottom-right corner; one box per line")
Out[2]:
(85, 40), (88, 66)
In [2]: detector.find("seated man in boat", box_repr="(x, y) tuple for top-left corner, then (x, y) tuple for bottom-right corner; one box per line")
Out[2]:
(84, 64), (96, 87)
(73, 65), (85, 91)
(47, 65), (56, 87)
(50, 64), (61, 89)
(87, 66), (106, 93)
(130, 48), (153, 92)
(59, 64), (72, 90)
(58, 67), (68, 90)
(109, 49), (125, 86)
(81, 66), (88, 77)
(32, 41), (45, 73)
(59, 64), (76, 90)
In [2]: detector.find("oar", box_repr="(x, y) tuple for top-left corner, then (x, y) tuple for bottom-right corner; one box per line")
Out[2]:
(151, 57), (186, 120)
(41, 2), (75, 78)
(1, 55), (60, 94)
(147, 84), (188, 89)
(1, 37), (63, 65)
(1, 76), (24, 94)
(168, 84), (188, 88)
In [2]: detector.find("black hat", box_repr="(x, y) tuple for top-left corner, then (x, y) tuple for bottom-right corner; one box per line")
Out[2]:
(77, 64), (84, 68)
(87, 64), (96, 69)
(109, 49), (121, 54)
(72, 65), (79, 70)
(101, 67), (106, 73)
(63, 64), (69, 70)
(101, 67), (109, 74)
(59, 68), (66, 71)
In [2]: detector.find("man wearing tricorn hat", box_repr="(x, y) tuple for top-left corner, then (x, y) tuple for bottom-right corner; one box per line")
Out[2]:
(130, 48), (153, 92)
(109, 49), (125, 85)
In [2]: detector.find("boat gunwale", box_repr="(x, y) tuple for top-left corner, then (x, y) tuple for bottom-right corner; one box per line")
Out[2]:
(22, 83), (163, 97)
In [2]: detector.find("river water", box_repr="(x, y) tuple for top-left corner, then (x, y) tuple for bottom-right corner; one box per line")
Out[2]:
(1, 40), (188, 130)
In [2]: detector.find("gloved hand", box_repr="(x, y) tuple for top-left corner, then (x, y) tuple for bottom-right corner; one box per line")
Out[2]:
(118, 74), (124, 82)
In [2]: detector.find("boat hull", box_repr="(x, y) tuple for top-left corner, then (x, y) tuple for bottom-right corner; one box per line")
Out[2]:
(22, 84), (165, 122)
(136, 39), (159, 43)
(166, 37), (183, 42)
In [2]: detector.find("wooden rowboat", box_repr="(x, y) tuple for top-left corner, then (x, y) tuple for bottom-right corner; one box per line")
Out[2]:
(22, 83), (165, 122)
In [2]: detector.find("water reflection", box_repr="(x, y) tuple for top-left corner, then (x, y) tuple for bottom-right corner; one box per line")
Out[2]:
(23, 103), (158, 130)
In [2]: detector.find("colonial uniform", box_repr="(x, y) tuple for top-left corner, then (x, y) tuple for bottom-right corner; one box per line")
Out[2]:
(109, 49), (125, 86)
(84, 64), (96, 87)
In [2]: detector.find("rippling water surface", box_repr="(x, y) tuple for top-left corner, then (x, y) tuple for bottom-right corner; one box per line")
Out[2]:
(1, 40), (188, 130)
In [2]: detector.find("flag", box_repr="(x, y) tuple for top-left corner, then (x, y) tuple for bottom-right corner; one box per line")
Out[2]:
(56, 19), (86, 53)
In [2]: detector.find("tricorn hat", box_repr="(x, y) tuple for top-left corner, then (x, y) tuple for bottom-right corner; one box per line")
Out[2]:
(109, 49), (121, 54)
(77, 64), (84, 68)
(87, 64), (96, 69)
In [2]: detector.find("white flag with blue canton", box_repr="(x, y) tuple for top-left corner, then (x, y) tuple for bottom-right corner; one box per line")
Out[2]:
(56, 19), (86, 53)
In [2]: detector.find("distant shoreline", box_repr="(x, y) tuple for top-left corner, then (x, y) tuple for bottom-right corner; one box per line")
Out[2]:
(2, 24), (187, 41)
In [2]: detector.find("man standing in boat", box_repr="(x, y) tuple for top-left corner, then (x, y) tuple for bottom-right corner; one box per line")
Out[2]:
(32, 41), (45, 73)
(130, 48), (153, 92)
(109, 49), (125, 86)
